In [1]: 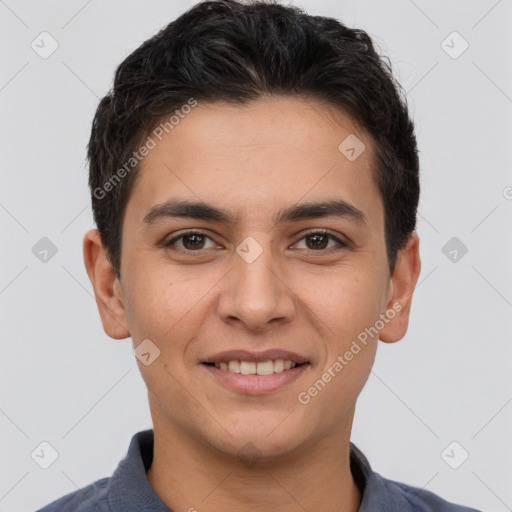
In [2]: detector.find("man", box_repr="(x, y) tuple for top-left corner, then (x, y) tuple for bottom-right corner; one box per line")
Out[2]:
(38, 0), (480, 510)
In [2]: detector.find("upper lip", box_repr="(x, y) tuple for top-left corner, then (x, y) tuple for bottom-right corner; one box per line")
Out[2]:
(203, 349), (309, 364)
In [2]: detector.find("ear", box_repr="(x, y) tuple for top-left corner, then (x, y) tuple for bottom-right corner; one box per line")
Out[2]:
(83, 229), (130, 339)
(379, 231), (421, 344)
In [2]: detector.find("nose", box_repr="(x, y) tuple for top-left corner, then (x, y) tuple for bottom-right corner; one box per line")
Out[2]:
(216, 238), (296, 332)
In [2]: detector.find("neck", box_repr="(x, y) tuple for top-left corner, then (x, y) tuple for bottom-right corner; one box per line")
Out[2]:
(147, 413), (362, 512)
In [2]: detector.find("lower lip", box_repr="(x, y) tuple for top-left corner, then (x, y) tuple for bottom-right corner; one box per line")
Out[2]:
(202, 363), (309, 394)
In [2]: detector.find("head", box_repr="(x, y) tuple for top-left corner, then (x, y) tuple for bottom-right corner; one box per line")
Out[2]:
(84, 0), (421, 458)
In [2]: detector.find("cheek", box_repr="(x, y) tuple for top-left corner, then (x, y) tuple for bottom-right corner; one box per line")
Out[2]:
(296, 271), (381, 419)
(124, 265), (217, 354)
(299, 265), (385, 341)
(123, 269), (180, 342)
(124, 272), (210, 403)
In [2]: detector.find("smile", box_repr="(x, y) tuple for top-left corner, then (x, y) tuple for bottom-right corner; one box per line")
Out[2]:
(202, 360), (310, 394)
(204, 359), (300, 375)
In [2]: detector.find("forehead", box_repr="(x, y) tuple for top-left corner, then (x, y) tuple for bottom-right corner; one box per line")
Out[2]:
(126, 96), (383, 227)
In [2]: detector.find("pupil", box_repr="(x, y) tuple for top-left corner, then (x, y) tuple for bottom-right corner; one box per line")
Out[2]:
(185, 234), (204, 249)
(308, 234), (327, 250)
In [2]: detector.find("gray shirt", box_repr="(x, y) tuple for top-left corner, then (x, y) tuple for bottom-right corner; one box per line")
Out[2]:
(37, 429), (481, 511)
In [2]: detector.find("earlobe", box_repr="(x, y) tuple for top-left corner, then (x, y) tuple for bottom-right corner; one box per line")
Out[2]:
(379, 231), (421, 344)
(83, 229), (130, 340)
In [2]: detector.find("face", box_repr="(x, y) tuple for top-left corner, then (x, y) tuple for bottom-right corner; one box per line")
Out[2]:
(85, 96), (420, 459)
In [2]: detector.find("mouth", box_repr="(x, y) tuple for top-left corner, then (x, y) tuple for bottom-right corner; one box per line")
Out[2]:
(201, 350), (310, 394)
(202, 359), (306, 375)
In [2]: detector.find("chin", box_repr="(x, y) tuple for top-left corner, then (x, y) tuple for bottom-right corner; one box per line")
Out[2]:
(205, 423), (306, 462)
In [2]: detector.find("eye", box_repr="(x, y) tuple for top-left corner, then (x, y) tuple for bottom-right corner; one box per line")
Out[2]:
(293, 230), (348, 251)
(163, 229), (349, 254)
(164, 231), (217, 252)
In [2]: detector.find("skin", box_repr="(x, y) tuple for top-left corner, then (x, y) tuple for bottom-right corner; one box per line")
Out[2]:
(84, 96), (421, 512)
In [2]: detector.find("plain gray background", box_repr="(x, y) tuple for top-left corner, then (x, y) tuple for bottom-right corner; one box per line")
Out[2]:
(1, 1), (511, 511)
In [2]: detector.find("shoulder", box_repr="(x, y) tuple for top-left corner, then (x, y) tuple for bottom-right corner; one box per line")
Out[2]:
(350, 443), (481, 512)
(35, 429), (160, 512)
(383, 477), (482, 512)
(35, 477), (110, 512)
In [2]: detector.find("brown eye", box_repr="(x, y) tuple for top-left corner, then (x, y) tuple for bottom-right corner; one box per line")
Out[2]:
(181, 233), (206, 250)
(305, 233), (329, 250)
(165, 231), (216, 252)
(295, 231), (348, 251)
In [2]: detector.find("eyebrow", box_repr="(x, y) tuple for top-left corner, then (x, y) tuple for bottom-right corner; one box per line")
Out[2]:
(142, 198), (367, 227)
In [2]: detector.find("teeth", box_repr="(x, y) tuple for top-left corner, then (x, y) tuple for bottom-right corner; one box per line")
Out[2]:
(228, 360), (241, 373)
(240, 361), (256, 375)
(212, 359), (299, 375)
(256, 360), (274, 376)
(274, 359), (284, 372)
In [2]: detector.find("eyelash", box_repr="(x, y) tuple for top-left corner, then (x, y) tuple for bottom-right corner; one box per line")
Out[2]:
(164, 229), (349, 255)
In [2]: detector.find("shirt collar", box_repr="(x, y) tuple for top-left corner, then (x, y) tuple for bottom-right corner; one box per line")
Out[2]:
(350, 441), (413, 511)
(107, 430), (169, 511)
(106, 429), (413, 512)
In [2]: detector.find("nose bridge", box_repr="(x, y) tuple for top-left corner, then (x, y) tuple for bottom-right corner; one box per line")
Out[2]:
(218, 234), (295, 330)
(237, 239), (277, 294)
